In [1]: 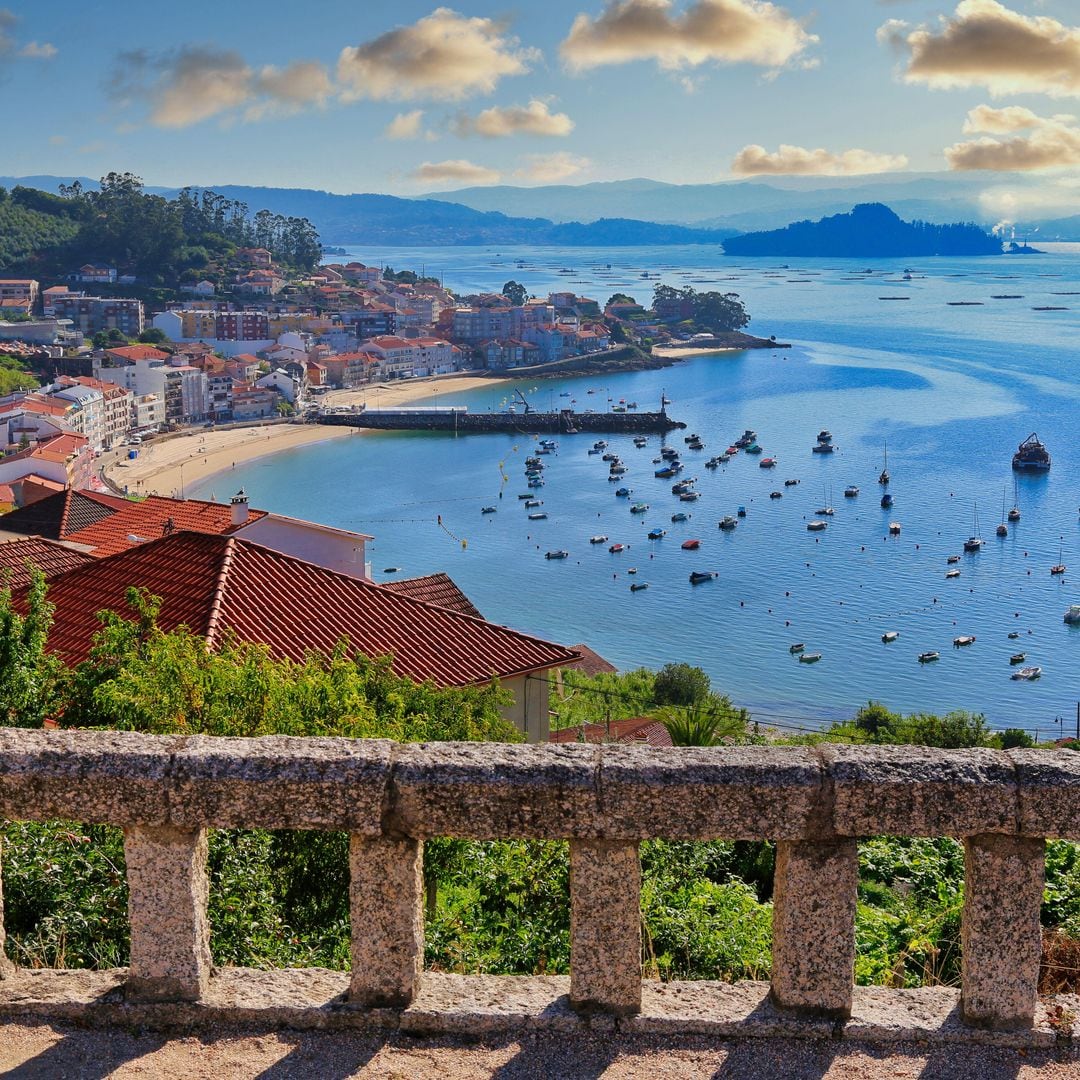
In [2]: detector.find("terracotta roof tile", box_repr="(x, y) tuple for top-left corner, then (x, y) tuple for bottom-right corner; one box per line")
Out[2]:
(549, 717), (672, 747)
(31, 531), (579, 686)
(383, 573), (482, 618)
(0, 536), (95, 587)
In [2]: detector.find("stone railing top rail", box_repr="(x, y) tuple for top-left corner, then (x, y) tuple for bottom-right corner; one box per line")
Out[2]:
(1, 729), (1077, 840)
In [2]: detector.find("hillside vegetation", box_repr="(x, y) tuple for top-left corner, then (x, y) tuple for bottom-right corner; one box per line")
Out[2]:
(0, 192), (80, 273)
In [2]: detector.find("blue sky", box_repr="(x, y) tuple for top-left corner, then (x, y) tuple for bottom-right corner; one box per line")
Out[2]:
(5, 0), (1080, 197)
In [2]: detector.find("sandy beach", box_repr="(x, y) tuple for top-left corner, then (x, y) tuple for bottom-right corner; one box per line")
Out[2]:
(652, 345), (752, 359)
(101, 373), (506, 498)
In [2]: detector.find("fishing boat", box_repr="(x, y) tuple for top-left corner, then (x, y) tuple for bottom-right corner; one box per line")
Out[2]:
(689, 570), (716, 584)
(517, 493), (532, 500)
(481, 506), (497, 514)
(688, 440), (705, 451)
(719, 516), (738, 530)
(671, 512), (689, 523)
(918, 651), (940, 663)
(881, 492), (894, 509)
(655, 467), (678, 479)
(661, 447), (680, 460)
(609, 543), (625, 553)
(681, 539), (700, 550)
(1065, 605), (1080, 625)
(879, 440), (890, 486)
(1008, 478), (1021, 522)
(759, 457), (777, 468)
(589, 535), (608, 544)
(1012, 432), (1051, 471)
(817, 430), (833, 443)
(735, 430), (756, 448)
(1010, 653), (1026, 664)
(954, 635), (976, 647)
(811, 441), (835, 454)
(609, 464), (627, 475)
(540, 440), (557, 450)
(947, 554), (961, 564)
(602, 453), (618, 462)
(648, 528), (666, 540)
(630, 582), (649, 592)
(789, 643), (805, 653)
(963, 503), (983, 552)
(1011, 666), (1042, 681)
(844, 486), (859, 498)
(679, 492), (700, 502)
(615, 487), (632, 497)
(882, 631), (899, 643)
(785, 478), (800, 487)
(528, 478), (545, 488)
(705, 458), (720, 469)
(1051, 541), (1066, 575)
(525, 499), (542, 508)
(631, 503), (649, 514)
(545, 550), (568, 559)
(745, 443), (763, 455)
(684, 434), (699, 444)
(889, 522), (902, 535)
(672, 481), (694, 494)
(798, 652), (822, 663)
(528, 512), (548, 520)
(725, 446), (740, 456)
(718, 453), (732, 463)
(807, 520), (827, 532)
(946, 569), (960, 579)
(634, 437), (648, 448)
(588, 447), (602, 455)
(593, 440), (607, 450)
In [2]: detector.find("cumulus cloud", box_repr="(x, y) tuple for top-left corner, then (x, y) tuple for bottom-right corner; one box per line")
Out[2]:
(560, 0), (816, 73)
(946, 105), (1080, 170)
(731, 143), (908, 175)
(880, 0), (1080, 98)
(385, 110), (427, 140)
(410, 159), (502, 185)
(338, 8), (536, 102)
(106, 46), (332, 127)
(514, 152), (591, 182)
(0, 9), (56, 58)
(455, 100), (575, 138)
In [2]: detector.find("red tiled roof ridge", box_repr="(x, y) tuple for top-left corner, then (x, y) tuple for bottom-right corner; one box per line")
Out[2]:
(204, 535), (237, 648)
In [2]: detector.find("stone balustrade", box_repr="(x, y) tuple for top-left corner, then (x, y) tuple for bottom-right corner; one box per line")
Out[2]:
(0, 729), (1076, 1040)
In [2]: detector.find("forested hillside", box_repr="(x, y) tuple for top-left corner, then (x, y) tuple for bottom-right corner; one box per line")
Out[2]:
(0, 191), (80, 273)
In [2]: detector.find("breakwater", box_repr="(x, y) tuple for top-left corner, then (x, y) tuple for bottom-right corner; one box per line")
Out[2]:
(317, 408), (685, 435)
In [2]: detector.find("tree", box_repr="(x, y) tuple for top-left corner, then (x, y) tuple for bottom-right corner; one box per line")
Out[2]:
(659, 701), (742, 746)
(501, 280), (527, 307)
(653, 663), (711, 707)
(137, 327), (167, 344)
(606, 293), (635, 308)
(1000, 728), (1035, 749)
(0, 568), (64, 728)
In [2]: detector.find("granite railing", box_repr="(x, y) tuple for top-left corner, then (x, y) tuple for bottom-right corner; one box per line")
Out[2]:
(0, 729), (1075, 1038)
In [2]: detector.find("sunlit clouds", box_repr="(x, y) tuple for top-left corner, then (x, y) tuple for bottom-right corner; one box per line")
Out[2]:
(946, 105), (1080, 170)
(409, 159), (503, 185)
(453, 101), (574, 138)
(560, 0), (816, 73)
(514, 151), (591, 182)
(732, 143), (908, 176)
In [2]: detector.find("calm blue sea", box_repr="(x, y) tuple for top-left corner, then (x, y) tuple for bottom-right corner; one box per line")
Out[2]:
(192, 244), (1080, 736)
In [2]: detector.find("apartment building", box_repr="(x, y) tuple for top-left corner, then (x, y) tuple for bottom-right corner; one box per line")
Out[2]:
(49, 293), (144, 336)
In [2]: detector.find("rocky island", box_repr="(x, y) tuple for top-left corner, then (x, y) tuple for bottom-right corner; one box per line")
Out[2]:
(722, 203), (1002, 258)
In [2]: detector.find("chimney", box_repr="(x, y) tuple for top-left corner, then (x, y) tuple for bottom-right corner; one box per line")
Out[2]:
(230, 489), (249, 527)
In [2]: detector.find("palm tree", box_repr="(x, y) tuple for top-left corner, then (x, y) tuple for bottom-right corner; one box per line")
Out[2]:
(657, 701), (746, 746)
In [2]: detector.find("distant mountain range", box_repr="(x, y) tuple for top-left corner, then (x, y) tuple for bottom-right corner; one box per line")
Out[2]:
(4, 172), (1079, 244)
(723, 203), (1002, 258)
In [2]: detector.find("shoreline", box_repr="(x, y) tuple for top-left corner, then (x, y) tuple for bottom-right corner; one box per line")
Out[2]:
(101, 372), (508, 498)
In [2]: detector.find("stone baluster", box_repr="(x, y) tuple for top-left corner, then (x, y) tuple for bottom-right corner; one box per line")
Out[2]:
(569, 840), (642, 1016)
(124, 826), (211, 1002)
(349, 835), (424, 1008)
(961, 833), (1045, 1030)
(770, 839), (858, 1018)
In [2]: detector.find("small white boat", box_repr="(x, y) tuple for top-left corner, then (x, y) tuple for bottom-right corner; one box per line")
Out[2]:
(946, 554), (961, 564)
(589, 535), (608, 544)
(844, 486), (859, 498)
(881, 631), (899, 643)
(529, 512), (548, 520)
(807, 520), (827, 532)
(789, 643), (805, 653)
(889, 522), (901, 535)
(481, 506), (497, 514)
(798, 652), (822, 663)
(918, 651), (940, 663)
(946, 569), (960, 579)
(953, 635), (976, 647)
(545, 550), (568, 560)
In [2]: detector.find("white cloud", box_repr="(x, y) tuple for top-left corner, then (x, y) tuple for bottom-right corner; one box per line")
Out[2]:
(879, 0), (1080, 98)
(947, 105), (1080, 170)
(410, 158), (502, 185)
(560, 0), (816, 73)
(385, 110), (426, 140)
(514, 152), (591, 182)
(20, 41), (57, 59)
(338, 8), (537, 102)
(455, 100), (574, 138)
(106, 47), (333, 128)
(731, 143), (908, 175)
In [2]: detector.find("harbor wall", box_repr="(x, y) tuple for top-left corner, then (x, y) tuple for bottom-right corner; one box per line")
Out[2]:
(317, 409), (685, 435)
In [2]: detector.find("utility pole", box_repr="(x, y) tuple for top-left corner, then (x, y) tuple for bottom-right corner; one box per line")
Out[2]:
(1076, 701), (1079, 741)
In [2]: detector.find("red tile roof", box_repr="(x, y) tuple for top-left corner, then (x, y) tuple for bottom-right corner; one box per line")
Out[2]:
(105, 346), (169, 363)
(30, 531), (579, 686)
(383, 572), (482, 618)
(0, 537), (95, 587)
(563, 643), (618, 677)
(549, 717), (673, 747)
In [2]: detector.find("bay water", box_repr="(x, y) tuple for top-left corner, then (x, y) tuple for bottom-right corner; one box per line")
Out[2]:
(192, 245), (1080, 735)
